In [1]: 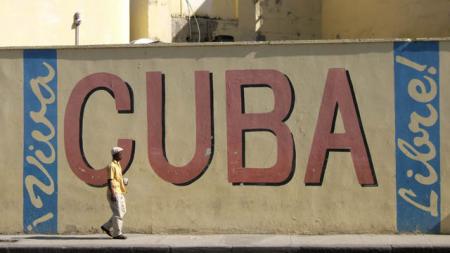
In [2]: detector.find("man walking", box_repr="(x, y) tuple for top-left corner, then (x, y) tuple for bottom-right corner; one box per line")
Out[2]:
(101, 147), (127, 239)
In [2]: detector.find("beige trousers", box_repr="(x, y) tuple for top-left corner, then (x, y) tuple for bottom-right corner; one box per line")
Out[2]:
(102, 192), (126, 237)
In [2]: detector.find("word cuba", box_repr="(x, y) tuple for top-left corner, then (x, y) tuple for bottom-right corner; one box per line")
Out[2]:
(64, 68), (377, 187)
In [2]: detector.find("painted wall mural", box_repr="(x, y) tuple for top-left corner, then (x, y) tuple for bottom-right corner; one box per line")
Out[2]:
(8, 41), (450, 234)
(23, 50), (58, 233)
(394, 42), (440, 233)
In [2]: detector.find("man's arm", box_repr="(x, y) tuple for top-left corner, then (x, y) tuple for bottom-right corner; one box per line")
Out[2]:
(108, 179), (116, 202)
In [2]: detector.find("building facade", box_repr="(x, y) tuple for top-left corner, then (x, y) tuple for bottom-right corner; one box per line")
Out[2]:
(0, 0), (129, 47)
(0, 0), (448, 47)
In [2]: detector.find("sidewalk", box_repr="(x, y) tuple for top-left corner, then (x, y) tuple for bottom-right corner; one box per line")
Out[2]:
(1, 234), (450, 252)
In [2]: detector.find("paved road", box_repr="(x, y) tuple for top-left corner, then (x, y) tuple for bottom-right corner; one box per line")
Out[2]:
(1, 234), (450, 252)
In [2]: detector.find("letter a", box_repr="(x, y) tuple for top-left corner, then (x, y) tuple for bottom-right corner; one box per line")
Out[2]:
(305, 68), (376, 186)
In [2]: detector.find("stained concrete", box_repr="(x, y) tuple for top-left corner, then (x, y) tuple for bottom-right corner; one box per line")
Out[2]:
(1, 234), (450, 252)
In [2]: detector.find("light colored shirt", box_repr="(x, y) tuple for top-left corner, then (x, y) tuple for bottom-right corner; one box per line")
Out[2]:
(108, 160), (126, 194)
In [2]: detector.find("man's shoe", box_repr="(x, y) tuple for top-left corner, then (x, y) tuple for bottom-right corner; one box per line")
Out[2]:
(113, 234), (127, 240)
(100, 226), (112, 237)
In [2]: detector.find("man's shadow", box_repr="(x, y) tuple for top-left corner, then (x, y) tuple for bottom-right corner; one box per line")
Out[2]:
(13, 236), (108, 240)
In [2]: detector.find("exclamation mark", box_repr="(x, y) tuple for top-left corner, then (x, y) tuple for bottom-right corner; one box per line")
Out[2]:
(27, 212), (54, 231)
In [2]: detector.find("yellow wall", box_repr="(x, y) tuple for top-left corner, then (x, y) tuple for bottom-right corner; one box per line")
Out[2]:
(131, 0), (149, 41)
(322, 0), (450, 39)
(146, 0), (173, 42)
(2, 0), (450, 46)
(0, 0), (130, 47)
(170, 0), (238, 19)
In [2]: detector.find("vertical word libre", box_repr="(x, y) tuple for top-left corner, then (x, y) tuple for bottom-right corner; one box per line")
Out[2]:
(395, 42), (440, 233)
(23, 50), (58, 233)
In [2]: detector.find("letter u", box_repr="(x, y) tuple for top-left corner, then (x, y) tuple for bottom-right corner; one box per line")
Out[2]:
(147, 71), (213, 185)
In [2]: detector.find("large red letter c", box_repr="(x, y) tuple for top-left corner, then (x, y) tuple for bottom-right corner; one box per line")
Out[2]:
(64, 73), (135, 186)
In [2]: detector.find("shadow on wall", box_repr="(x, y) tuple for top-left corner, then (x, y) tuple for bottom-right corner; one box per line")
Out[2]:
(172, 0), (239, 42)
(255, 0), (322, 41)
(172, 0), (322, 42)
(440, 215), (450, 234)
(138, 0), (323, 43)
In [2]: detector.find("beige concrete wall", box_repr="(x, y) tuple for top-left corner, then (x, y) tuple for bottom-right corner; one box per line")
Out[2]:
(322, 0), (450, 39)
(0, 0), (130, 47)
(255, 0), (321, 40)
(441, 42), (450, 232)
(237, 0), (256, 41)
(57, 43), (395, 234)
(3, 40), (450, 234)
(0, 50), (23, 231)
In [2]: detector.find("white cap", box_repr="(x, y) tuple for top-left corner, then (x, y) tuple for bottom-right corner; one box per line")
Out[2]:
(111, 146), (124, 156)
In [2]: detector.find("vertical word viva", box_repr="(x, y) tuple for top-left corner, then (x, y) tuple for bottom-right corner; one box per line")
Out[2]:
(395, 42), (440, 233)
(23, 50), (58, 233)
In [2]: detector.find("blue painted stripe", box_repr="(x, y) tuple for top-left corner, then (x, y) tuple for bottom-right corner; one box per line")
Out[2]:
(23, 50), (58, 233)
(394, 41), (440, 233)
